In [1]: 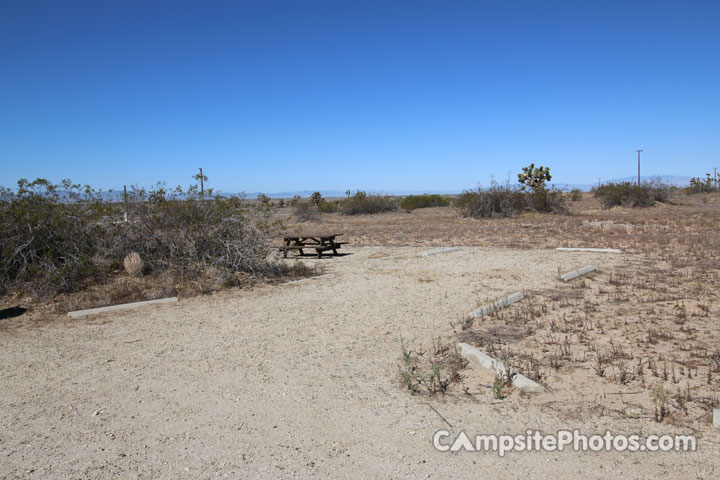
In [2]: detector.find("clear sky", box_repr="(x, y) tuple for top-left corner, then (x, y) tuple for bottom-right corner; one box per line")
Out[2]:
(1, 0), (719, 193)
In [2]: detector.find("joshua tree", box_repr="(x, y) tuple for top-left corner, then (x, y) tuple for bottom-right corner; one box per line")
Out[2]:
(518, 163), (552, 191)
(309, 191), (324, 206)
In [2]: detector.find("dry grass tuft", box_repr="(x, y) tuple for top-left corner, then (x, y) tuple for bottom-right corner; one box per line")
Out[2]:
(123, 252), (144, 277)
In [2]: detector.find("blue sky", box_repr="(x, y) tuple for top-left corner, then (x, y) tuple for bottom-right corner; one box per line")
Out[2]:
(1, 0), (719, 193)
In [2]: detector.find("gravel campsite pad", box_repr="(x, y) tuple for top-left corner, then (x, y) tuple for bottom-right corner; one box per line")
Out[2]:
(1, 246), (719, 478)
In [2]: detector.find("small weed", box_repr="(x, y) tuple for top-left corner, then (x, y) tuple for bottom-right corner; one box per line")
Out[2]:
(492, 363), (517, 400)
(652, 383), (670, 422)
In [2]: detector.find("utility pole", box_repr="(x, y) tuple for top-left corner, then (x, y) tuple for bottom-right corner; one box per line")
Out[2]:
(636, 149), (643, 186)
(714, 167), (718, 189)
(199, 167), (204, 202)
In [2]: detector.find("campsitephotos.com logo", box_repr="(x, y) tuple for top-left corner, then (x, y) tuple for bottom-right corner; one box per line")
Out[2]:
(433, 429), (697, 456)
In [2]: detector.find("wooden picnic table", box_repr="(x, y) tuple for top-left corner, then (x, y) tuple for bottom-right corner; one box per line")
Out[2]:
(278, 233), (346, 258)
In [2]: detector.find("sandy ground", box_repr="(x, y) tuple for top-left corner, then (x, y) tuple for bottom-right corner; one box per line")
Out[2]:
(2, 246), (718, 478)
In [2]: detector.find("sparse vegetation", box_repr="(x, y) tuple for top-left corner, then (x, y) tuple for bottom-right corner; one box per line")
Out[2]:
(492, 364), (516, 400)
(397, 337), (465, 395)
(652, 383), (670, 422)
(6, 171), (720, 432)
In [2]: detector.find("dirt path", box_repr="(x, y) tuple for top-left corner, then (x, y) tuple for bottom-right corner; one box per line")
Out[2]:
(1, 247), (717, 478)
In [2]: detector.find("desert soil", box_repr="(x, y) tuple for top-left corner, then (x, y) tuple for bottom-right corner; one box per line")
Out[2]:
(2, 244), (719, 479)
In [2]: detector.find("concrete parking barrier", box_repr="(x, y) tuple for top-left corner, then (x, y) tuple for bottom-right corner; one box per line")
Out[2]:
(280, 273), (335, 286)
(422, 247), (460, 257)
(68, 297), (178, 318)
(556, 247), (622, 254)
(455, 342), (545, 393)
(560, 265), (597, 281)
(469, 291), (524, 319)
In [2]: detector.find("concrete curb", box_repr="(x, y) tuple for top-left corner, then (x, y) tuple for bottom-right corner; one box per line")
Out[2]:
(455, 342), (545, 393)
(280, 273), (335, 286)
(68, 297), (178, 318)
(422, 247), (460, 257)
(469, 291), (524, 319)
(560, 265), (597, 281)
(556, 247), (622, 254)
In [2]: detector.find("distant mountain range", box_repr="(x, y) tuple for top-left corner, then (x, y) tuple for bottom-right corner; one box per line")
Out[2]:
(6, 175), (694, 201)
(552, 175), (692, 192)
(239, 175), (693, 197)
(239, 189), (461, 199)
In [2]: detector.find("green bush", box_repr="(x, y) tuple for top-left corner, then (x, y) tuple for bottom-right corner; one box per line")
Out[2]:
(399, 194), (450, 210)
(317, 200), (339, 213)
(569, 189), (583, 201)
(592, 180), (671, 209)
(339, 191), (398, 215)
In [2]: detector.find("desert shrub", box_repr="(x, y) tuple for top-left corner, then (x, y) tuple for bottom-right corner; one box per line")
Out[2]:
(0, 179), (110, 295)
(293, 201), (319, 222)
(113, 184), (281, 277)
(400, 194), (450, 210)
(0, 178), (309, 297)
(457, 182), (566, 218)
(339, 191), (398, 215)
(317, 200), (338, 213)
(456, 183), (526, 218)
(569, 188), (583, 201)
(592, 180), (671, 209)
(528, 187), (567, 213)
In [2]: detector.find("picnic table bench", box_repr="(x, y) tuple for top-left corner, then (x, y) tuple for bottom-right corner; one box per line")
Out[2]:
(277, 233), (346, 258)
